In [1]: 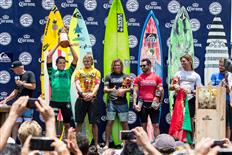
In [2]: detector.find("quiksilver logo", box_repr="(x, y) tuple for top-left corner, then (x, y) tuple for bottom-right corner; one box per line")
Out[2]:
(0, 52), (11, 62)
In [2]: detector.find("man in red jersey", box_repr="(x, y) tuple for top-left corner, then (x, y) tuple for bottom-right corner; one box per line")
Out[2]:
(133, 58), (163, 137)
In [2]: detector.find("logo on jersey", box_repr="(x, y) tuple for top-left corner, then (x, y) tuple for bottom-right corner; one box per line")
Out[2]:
(0, 0), (12, 9)
(20, 14), (33, 27)
(41, 0), (54, 10)
(167, 0), (180, 14)
(209, 2), (222, 15)
(19, 52), (32, 65)
(84, 0), (97, 11)
(126, 0), (139, 12)
(0, 32), (11, 46)
(0, 71), (10, 84)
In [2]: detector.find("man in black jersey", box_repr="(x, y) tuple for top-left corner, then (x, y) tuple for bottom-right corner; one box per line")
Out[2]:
(0, 60), (36, 140)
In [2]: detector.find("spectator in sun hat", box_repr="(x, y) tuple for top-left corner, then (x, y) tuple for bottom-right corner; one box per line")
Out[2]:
(152, 134), (176, 154)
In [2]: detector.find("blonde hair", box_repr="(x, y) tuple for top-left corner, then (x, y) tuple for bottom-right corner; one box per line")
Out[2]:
(18, 120), (42, 145)
(83, 53), (94, 65)
(180, 54), (193, 70)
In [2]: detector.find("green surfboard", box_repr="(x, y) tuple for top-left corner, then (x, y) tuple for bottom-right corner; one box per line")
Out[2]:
(168, 6), (194, 113)
(104, 0), (130, 145)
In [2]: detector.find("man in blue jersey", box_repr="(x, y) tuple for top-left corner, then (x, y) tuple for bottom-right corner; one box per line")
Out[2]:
(211, 58), (232, 139)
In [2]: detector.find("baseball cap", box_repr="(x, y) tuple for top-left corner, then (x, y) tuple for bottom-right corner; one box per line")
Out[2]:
(153, 134), (176, 152)
(11, 61), (23, 69)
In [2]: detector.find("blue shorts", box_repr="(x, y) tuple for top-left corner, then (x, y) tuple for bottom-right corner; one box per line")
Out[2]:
(106, 100), (128, 122)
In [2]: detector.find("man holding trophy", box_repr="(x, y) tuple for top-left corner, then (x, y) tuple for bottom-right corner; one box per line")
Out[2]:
(46, 26), (78, 134)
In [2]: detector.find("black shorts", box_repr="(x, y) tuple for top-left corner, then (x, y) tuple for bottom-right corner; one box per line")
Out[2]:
(139, 101), (160, 124)
(75, 98), (99, 124)
(188, 97), (196, 118)
(50, 101), (72, 123)
(226, 103), (232, 128)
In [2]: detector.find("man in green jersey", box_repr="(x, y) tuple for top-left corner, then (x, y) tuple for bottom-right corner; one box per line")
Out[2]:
(47, 38), (78, 133)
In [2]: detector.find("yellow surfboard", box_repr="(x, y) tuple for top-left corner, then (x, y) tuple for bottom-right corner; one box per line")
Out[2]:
(40, 5), (69, 101)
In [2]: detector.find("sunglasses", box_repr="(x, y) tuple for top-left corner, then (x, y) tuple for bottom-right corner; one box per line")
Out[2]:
(140, 65), (147, 68)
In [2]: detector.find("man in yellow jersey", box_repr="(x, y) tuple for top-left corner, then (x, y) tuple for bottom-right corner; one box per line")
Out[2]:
(75, 53), (101, 148)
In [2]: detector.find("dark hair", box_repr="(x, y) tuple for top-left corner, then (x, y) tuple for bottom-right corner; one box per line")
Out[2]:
(0, 143), (21, 155)
(120, 141), (144, 155)
(76, 133), (89, 155)
(141, 58), (151, 66)
(56, 56), (66, 64)
(111, 58), (123, 73)
(180, 54), (193, 70)
(87, 145), (99, 155)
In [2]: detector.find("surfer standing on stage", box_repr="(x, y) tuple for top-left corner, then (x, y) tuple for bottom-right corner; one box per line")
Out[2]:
(169, 54), (202, 141)
(104, 59), (131, 149)
(74, 53), (101, 148)
(46, 35), (78, 135)
(210, 58), (232, 139)
(133, 58), (163, 138)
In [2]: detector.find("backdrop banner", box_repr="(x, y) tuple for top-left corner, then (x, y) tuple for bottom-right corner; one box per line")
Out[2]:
(0, 0), (230, 143)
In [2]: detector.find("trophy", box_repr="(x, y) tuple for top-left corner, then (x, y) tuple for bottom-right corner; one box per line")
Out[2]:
(59, 26), (69, 48)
